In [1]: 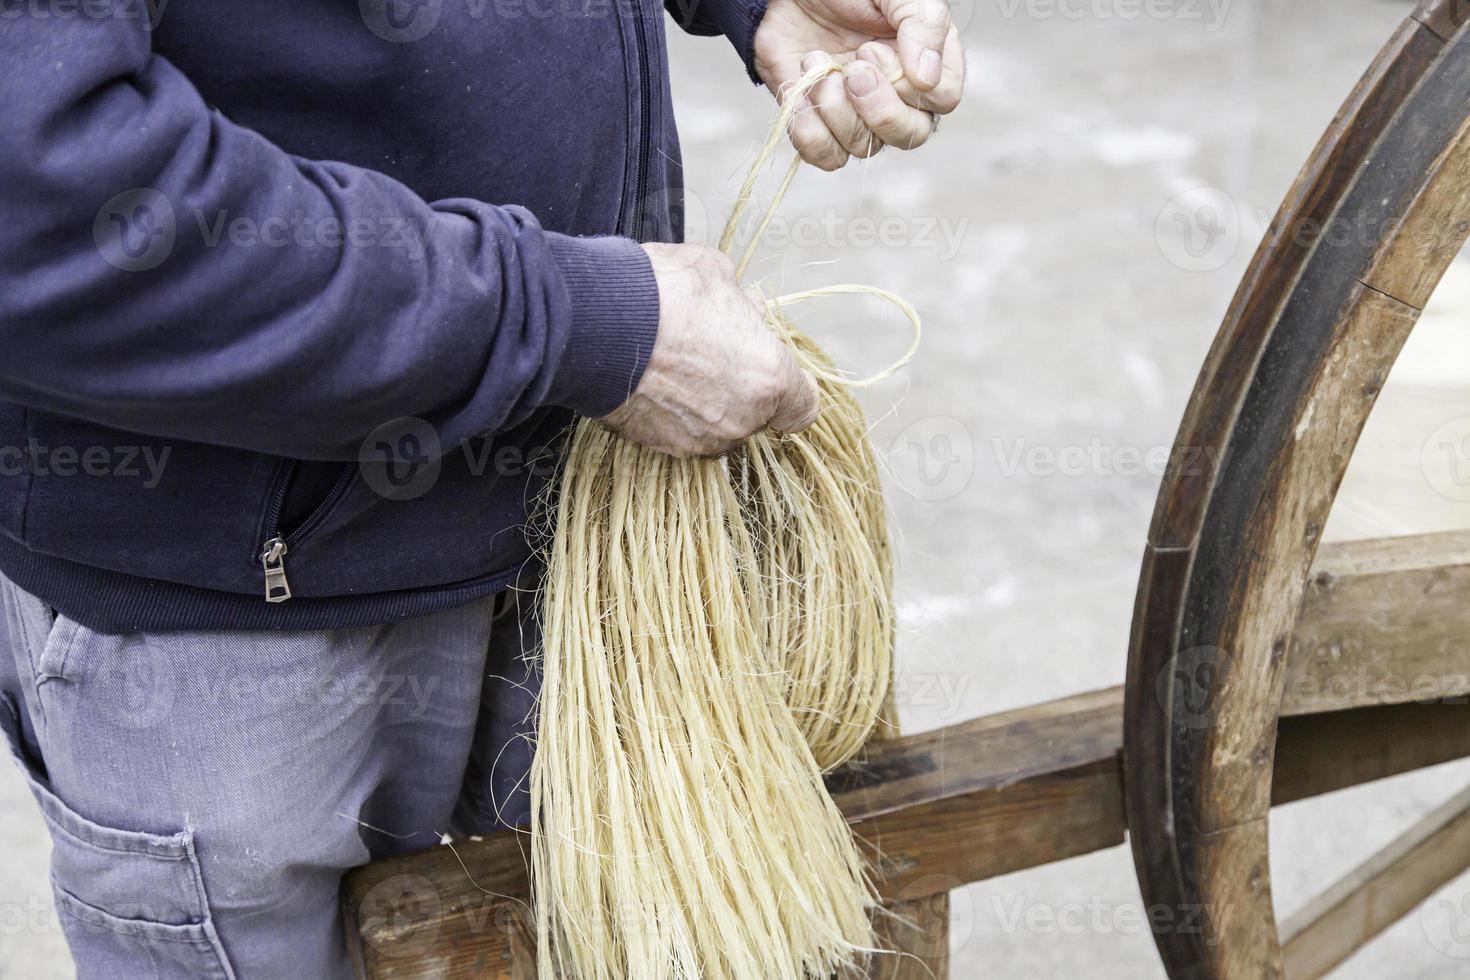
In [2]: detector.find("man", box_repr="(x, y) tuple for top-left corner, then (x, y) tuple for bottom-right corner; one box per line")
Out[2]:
(0, 0), (961, 974)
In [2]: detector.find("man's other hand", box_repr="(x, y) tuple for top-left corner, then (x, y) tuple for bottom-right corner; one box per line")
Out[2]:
(598, 244), (821, 458)
(753, 0), (964, 170)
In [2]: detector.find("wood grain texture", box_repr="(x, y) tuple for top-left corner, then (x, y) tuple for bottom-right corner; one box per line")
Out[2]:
(869, 892), (951, 980)
(1416, 0), (1470, 42)
(835, 688), (1127, 901)
(346, 674), (1470, 975)
(1281, 783), (1470, 979)
(1124, 544), (1203, 978)
(343, 687), (1123, 980)
(1192, 820), (1278, 979)
(1273, 700), (1470, 805)
(1192, 286), (1420, 828)
(1125, 12), (1470, 978)
(1287, 530), (1470, 714)
(1363, 114), (1470, 309)
(346, 516), (1470, 977)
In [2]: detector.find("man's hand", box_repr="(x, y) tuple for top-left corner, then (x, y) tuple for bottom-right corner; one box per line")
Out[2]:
(753, 0), (964, 170)
(599, 244), (821, 458)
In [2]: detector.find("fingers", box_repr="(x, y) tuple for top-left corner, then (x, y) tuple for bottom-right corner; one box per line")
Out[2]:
(923, 28), (966, 115)
(784, 28), (962, 168)
(806, 52), (883, 160)
(747, 291), (820, 436)
(767, 354), (822, 434)
(844, 45), (935, 151)
(788, 53), (849, 171)
(875, 0), (952, 90)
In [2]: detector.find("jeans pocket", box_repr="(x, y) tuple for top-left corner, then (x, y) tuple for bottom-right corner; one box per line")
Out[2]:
(0, 693), (235, 980)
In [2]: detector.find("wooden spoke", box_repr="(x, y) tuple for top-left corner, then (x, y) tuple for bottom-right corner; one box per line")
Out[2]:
(1124, 4), (1470, 976)
(1281, 783), (1470, 979)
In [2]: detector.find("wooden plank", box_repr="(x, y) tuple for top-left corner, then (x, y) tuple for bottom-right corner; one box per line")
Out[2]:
(343, 515), (1470, 977)
(342, 688), (1127, 979)
(1281, 784), (1470, 979)
(1274, 701), (1470, 806)
(344, 685), (1470, 978)
(1286, 530), (1470, 715)
(869, 893), (951, 980)
(832, 687), (1125, 898)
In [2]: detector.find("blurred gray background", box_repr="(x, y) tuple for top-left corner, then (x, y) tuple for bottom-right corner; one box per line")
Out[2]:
(7, 0), (1470, 976)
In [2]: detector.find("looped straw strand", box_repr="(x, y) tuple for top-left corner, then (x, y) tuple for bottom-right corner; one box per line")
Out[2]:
(532, 58), (919, 980)
(721, 62), (922, 388)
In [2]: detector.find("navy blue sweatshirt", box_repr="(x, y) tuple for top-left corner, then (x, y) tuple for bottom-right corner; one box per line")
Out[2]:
(0, 0), (764, 631)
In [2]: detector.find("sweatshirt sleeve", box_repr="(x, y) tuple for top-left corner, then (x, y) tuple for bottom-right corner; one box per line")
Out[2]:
(665, 0), (769, 79)
(0, 7), (660, 462)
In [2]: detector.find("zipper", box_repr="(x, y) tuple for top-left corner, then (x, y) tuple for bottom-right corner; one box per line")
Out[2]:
(257, 462), (356, 603)
(627, 0), (653, 240)
(261, 537), (291, 604)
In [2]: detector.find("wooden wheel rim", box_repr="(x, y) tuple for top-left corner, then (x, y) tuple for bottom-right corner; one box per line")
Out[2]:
(1124, 5), (1470, 978)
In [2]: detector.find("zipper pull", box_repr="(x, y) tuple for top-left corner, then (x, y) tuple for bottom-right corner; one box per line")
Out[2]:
(261, 537), (292, 604)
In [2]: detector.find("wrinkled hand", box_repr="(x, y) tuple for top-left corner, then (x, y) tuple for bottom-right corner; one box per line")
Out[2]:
(753, 0), (964, 170)
(599, 244), (821, 458)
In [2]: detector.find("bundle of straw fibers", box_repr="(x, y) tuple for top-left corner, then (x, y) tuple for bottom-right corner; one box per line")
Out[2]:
(532, 63), (921, 980)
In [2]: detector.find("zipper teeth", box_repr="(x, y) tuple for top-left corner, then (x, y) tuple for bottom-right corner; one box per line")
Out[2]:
(285, 466), (355, 547)
(259, 459), (299, 554)
(629, 0), (652, 239)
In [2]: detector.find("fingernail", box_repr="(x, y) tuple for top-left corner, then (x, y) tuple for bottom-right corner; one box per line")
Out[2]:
(801, 51), (829, 72)
(919, 48), (942, 86)
(845, 61), (879, 98)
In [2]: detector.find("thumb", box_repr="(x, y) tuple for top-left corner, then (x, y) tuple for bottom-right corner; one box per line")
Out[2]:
(878, 0), (951, 90)
(768, 354), (822, 434)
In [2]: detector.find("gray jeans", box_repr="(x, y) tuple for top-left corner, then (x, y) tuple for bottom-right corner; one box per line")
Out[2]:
(0, 572), (540, 979)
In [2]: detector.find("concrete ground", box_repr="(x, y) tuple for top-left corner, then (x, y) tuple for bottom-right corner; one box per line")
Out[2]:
(5, 0), (1470, 976)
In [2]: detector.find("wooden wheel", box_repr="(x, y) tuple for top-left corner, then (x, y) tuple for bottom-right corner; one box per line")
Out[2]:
(1124, 2), (1470, 977)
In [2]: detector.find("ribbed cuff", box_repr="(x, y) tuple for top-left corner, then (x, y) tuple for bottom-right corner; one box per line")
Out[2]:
(672, 0), (769, 81)
(543, 233), (661, 418)
(728, 0), (770, 82)
(721, 0), (769, 82)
